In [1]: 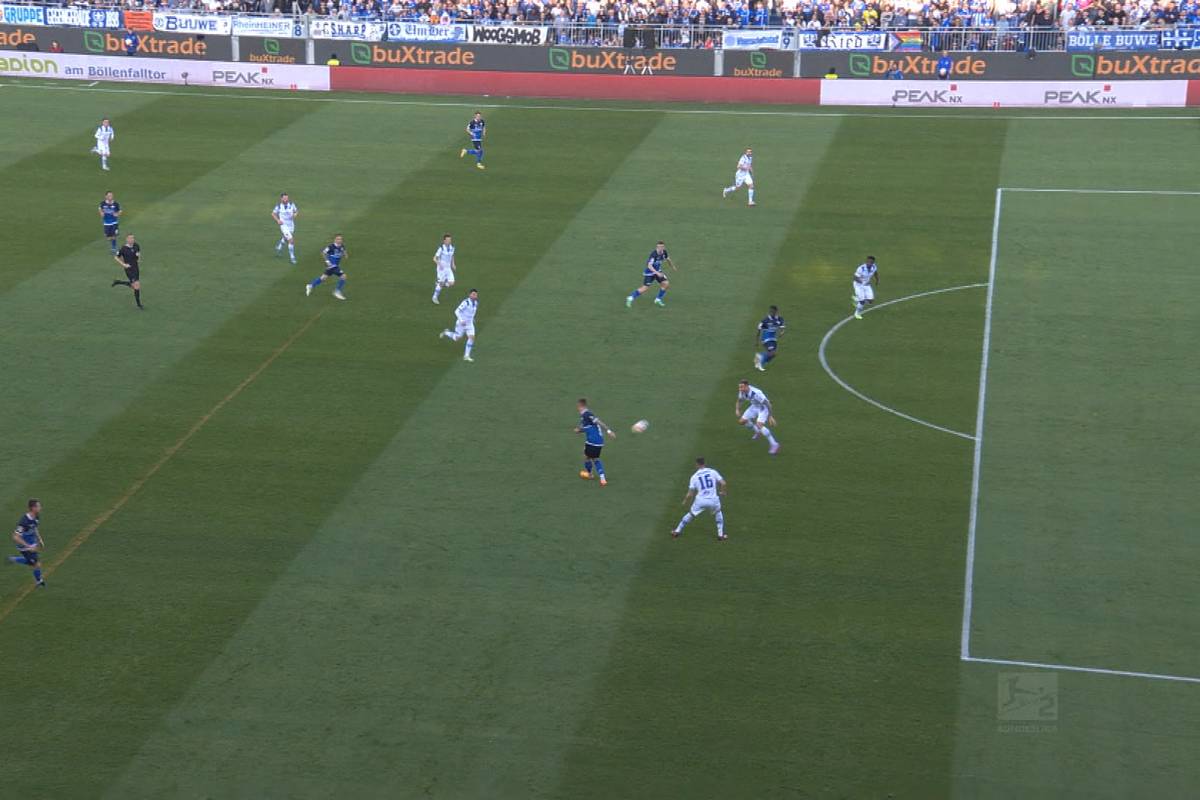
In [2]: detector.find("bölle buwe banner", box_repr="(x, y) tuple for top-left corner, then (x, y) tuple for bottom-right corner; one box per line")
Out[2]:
(0, 49), (330, 90)
(820, 79), (1188, 107)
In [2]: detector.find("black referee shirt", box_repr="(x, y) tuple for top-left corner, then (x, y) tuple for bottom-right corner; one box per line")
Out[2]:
(118, 243), (140, 269)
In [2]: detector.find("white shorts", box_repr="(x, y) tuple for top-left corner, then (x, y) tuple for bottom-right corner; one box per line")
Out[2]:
(279, 223), (295, 239)
(740, 404), (769, 426)
(734, 169), (754, 188)
(95, 142), (110, 156)
(437, 267), (455, 285)
(454, 319), (476, 338)
(854, 282), (875, 303)
(690, 497), (722, 516)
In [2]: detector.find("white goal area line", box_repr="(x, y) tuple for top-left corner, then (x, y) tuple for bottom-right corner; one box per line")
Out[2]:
(960, 186), (1200, 686)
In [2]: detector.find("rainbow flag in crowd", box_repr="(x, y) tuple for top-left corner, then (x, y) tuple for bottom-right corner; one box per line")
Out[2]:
(892, 30), (924, 51)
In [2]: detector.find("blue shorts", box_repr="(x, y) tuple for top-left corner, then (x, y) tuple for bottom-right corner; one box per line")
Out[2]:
(584, 443), (603, 458)
(470, 139), (483, 150)
(323, 265), (345, 277)
(762, 339), (778, 353)
(642, 273), (665, 286)
(104, 223), (119, 238)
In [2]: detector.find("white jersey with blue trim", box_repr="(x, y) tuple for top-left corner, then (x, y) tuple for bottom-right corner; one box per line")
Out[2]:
(854, 262), (878, 284)
(273, 202), (297, 225)
(95, 125), (115, 145)
(455, 297), (478, 322)
(435, 243), (455, 269)
(739, 384), (770, 408)
(688, 467), (725, 500)
(737, 153), (752, 173)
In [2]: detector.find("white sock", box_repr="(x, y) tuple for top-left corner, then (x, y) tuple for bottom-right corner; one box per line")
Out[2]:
(101, 156), (108, 168)
(748, 188), (755, 203)
(287, 243), (295, 258)
(433, 284), (442, 299)
(762, 427), (778, 447)
(675, 512), (694, 532)
(464, 340), (474, 357)
(715, 511), (724, 535)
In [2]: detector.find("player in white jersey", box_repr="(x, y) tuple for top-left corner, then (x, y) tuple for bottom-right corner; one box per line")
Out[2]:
(852, 255), (879, 320)
(431, 233), (456, 304)
(672, 457), (728, 540)
(439, 288), (478, 362)
(721, 147), (755, 207)
(91, 117), (115, 171)
(735, 380), (780, 454)
(272, 193), (299, 264)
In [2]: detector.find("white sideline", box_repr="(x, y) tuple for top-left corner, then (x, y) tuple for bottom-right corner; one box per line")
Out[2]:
(4, 80), (1200, 121)
(963, 187), (1200, 685)
(818, 283), (987, 442)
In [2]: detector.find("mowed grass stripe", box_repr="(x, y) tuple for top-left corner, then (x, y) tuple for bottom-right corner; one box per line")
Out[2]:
(0, 94), (321, 295)
(0, 89), (155, 170)
(0, 99), (463, 502)
(0, 107), (664, 798)
(556, 116), (1010, 800)
(100, 114), (841, 800)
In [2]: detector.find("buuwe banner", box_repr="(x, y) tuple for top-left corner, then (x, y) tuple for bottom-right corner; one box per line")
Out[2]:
(153, 11), (233, 35)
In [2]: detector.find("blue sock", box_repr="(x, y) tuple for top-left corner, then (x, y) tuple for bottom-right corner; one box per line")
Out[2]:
(32, 568), (42, 582)
(628, 291), (639, 302)
(309, 278), (322, 288)
(594, 459), (605, 477)
(656, 288), (666, 300)
(336, 278), (345, 291)
(475, 148), (484, 163)
(110, 240), (117, 253)
(762, 352), (774, 365)
(7, 555), (23, 565)
(583, 460), (592, 474)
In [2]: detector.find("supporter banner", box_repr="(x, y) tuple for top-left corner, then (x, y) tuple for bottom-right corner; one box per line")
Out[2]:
(154, 11), (232, 36)
(323, 40), (714, 75)
(1160, 25), (1200, 49)
(1066, 29), (1160, 51)
(0, 25), (231, 58)
(820, 79), (1187, 107)
(386, 21), (467, 42)
(124, 10), (153, 31)
(0, 49), (330, 89)
(87, 9), (124, 30)
(467, 23), (548, 45)
(723, 49), (793, 77)
(231, 15), (304, 39)
(311, 19), (383, 41)
(0, 4), (45, 26)
(809, 51), (1077, 80)
(45, 7), (87, 27)
(722, 29), (784, 50)
(1076, 52), (1200, 78)
(796, 30), (889, 50)
(237, 35), (307, 64)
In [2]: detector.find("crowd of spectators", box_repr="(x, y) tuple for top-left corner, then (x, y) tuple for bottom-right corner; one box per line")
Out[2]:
(25, 0), (1200, 45)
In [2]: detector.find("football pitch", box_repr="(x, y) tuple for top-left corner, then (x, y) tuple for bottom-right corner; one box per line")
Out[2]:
(1, 81), (1198, 798)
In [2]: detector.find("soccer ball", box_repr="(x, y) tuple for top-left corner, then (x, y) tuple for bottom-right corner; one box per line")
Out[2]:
(632, 420), (649, 433)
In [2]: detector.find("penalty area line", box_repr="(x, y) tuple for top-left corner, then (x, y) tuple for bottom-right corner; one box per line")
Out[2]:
(0, 309), (326, 625)
(818, 283), (988, 442)
(964, 655), (1200, 685)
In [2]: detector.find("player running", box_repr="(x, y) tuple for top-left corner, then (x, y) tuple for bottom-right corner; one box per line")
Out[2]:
(672, 458), (728, 541)
(306, 235), (348, 300)
(439, 288), (479, 362)
(852, 256), (879, 320)
(272, 193), (299, 264)
(7, 499), (46, 587)
(754, 305), (785, 371)
(721, 147), (755, 207)
(112, 233), (144, 310)
(460, 112), (486, 170)
(625, 241), (677, 308)
(98, 191), (122, 255)
(91, 117), (114, 171)
(735, 380), (780, 455)
(432, 233), (456, 304)
(574, 398), (615, 487)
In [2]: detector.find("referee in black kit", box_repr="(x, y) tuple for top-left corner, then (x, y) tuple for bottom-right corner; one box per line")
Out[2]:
(112, 233), (144, 309)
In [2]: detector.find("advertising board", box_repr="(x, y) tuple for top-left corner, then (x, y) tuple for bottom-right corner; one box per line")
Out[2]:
(819, 79), (1189, 107)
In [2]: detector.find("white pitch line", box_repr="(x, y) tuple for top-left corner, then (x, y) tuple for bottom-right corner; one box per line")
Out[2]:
(964, 655), (1200, 685)
(818, 283), (987, 442)
(1002, 187), (1200, 196)
(4, 81), (1200, 121)
(86, 81), (98, 87)
(960, 188), (1003, 660)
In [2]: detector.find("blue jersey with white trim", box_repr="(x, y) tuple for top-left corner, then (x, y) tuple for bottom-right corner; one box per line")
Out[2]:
(100, 200), (121, 226)
(644, 248), (670, 276)
(759, 314), (785, 343)
(467, 118), (485, 141)
(14, 514), (38, 549)
(579, 410), (605, 446)
(323, 242), (345, 267)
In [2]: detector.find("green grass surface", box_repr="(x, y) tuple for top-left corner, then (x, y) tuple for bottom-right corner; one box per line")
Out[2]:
(1, 81), (1198, 798)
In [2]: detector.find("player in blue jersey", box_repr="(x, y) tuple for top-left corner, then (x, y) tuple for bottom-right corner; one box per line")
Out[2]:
(574, 398), (615, 487)
(754, 305), (786, 371)
(305, 234), (348, 300)
(7, 499), (46, 588)
(625, 241), (678, 308)
(98, 191), (122, 254)
(460, 112), (486, 170)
